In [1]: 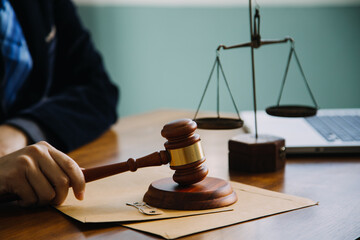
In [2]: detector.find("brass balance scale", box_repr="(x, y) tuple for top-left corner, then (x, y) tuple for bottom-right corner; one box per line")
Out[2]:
(193, 0), (319, 172)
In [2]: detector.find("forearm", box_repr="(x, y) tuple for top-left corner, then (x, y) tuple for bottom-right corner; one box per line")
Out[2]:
(0, 124), (28, 157)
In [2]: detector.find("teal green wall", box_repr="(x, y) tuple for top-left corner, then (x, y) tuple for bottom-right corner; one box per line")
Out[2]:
(77, 5), (360, 117)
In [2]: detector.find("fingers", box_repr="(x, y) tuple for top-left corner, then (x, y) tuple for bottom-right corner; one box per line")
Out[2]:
(0, 141), (85, 207)
(14, 184), (37, 207)
(20, 142), (70, 205)
(41, 142), (85, 203)
(1, 154), (55, 206)
(10, 175), (38, 207)
(28, 142), (71, 205)
(22, 155), (56, 205)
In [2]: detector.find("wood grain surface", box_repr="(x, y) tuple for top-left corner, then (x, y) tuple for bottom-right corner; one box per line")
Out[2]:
(1, 110), (359, 240)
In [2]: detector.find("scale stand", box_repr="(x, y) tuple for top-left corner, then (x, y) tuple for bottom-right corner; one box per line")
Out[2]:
(194, 0), (318, 172)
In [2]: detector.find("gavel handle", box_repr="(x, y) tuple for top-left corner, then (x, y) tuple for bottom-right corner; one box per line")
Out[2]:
(83, 150), (169, 182)
(0, 150), (169, 203)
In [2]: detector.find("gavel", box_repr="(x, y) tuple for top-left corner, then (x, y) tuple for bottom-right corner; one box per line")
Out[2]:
(84, 118), (208, 185)
(0, 119), (209, 203)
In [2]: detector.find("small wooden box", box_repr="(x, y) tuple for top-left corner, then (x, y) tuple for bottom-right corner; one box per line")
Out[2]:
(228, 134), (286, 173)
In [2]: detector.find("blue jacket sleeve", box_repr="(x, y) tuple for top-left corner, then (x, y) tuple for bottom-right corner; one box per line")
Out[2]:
(13, 0), (119, 152)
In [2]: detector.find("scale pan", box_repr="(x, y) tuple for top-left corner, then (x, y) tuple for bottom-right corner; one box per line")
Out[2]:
(194, 117), (243, 130)
(266, 105), (317, 117)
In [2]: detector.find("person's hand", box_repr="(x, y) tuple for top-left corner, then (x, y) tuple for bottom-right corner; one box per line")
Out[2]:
(0, 125), (28, 158)
(0, 141), (85, 207)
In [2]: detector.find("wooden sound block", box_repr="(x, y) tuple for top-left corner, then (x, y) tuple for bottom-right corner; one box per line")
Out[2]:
(229, 134), (286, 173)
(143, 177), (237, 210)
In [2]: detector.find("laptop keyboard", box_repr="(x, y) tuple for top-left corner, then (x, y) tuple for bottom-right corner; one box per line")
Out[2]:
(305, 115), (360, 142)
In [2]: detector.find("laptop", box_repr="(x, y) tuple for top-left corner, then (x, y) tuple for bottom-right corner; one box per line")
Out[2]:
(240, 108), (360, 155)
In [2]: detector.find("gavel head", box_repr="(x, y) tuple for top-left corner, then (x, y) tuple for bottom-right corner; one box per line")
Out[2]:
(161, 119), (209, 186)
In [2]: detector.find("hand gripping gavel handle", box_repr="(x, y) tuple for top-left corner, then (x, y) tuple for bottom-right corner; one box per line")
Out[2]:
(0, 150), (169, 203)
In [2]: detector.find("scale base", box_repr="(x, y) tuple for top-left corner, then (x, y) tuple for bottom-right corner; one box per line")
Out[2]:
(143, 177), (237, 210)
(229, 134), (286, 173)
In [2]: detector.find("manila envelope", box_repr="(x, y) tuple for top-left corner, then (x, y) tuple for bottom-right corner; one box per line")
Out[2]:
(56, 166), (234, 222)
(56, 165), (317, 239)
(123, 181), (317, 239)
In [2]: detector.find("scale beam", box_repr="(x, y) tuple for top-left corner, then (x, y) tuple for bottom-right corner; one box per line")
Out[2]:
(217, 37), (294, 52)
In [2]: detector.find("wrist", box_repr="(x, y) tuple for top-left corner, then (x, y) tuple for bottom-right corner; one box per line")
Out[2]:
(5, 118), (47, 144)
(3, 124), (29, 144)
(0, 125), (28, 157)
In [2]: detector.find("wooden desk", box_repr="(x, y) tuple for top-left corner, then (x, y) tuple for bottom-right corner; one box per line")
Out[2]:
(1, 110), (359, 239)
